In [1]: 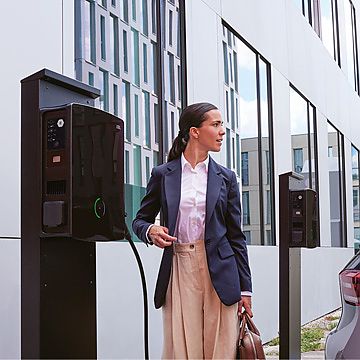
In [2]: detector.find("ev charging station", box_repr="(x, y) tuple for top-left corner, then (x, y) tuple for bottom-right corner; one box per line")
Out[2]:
(21, 69), (127, 359)
(279, 172), (319, 359)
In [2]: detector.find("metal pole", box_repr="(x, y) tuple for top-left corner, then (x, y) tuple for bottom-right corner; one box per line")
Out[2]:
(279, 172), (303, 360)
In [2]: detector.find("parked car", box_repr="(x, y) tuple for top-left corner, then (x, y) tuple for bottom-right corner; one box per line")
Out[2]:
(325, 251), (360, 359)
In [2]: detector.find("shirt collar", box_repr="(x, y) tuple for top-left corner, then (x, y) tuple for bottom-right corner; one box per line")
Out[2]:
(181, 153), (209, 172)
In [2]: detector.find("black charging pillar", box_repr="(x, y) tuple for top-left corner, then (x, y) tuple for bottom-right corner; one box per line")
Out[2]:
(21, 69), (100, 359)
(279, 171), (319, 360)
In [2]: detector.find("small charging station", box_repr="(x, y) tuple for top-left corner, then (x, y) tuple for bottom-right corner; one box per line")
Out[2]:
(21, 69), (126, 359)
(279, 172), (319, 359)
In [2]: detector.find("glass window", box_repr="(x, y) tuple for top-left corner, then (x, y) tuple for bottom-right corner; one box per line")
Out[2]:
(110, 15), (119, 75)
(238, 38), (260, 244)
(265, 150), (270, 185)
(223, 42), (229, 84)
(151, 0), (157, 34)
(120, 0), (129, 23)
(99, 69), (109, 111)
(229, 52), (233, 84)
(236, 134), (240, 176)
(151, 41), (158, 95)
(133, 145), (142, 186)
(141, 0), (148, 36)
(344, 0), (359, 92)
(125, 150), (129, 183)
(113, 84), (118, 116)
(242, 192), (250, 225)
(169, 10), (173, 46)
(266, 190), (271, 225)
(143, 91), (151, 147)
(226, 129), (231, 169)
(170, 111), (175, 141)
(143, 43), (148, 83)
(154, 103), (159, 144)
(233, 51), (238, 92)
(225, 91), (229, 123)
(132, 0), (136, 20)
(131, 28), (140, 86)
(84, 0), (96, 63)
(289, 87), (318, 191)
(327, 122), (346, 247)
(352, 145), (359, 181)
(222, 25), (275, 245)
(244, 231), (251, 245)
(176, 9), (180, 57)
(101, 0), (107, 8)
(145, 156), (150, 183)
(163, 104), (169, 155)
(153, 150), (159, 167)
(122, 80), (131, 141)
(134, 94), (139, 137)
(100, 15), (106, 60)
(259, 59), (274, 245)
(88, 72), (94, 86)
(320, 0), (340, 64)
(230, 88), (235, 130)
(177, 65), (181, 101)
(123, 30), (128, 73)
(168, 52), (175, 104)
(293, 148), (304, 173)
(241, 152), (249, 186)
(112, 0), (116, 6)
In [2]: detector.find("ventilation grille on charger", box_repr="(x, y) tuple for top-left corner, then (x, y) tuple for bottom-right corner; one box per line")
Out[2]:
(46, 180), (66, 195)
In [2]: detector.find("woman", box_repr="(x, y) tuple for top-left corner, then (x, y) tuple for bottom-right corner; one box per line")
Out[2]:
(132, 102), (252, 359)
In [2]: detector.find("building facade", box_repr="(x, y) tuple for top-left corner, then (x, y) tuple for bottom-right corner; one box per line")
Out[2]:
(1, 0), (360, 358)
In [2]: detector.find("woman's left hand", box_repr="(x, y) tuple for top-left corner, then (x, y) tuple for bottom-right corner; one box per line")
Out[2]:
(238, 296), (253, 317)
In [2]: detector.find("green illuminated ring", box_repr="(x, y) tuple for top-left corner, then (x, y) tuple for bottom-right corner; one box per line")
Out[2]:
(94, 197), (104, 219)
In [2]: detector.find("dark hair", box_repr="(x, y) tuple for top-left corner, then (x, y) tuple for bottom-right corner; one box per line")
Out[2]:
(167, 102), (218, 162)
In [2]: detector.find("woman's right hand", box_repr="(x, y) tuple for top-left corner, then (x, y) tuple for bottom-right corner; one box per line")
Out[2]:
(148, 225), (177, 248)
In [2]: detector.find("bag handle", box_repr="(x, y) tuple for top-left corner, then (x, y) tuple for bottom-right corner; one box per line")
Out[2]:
(243, 312), (260, 336)
(238, 312), (248, 342)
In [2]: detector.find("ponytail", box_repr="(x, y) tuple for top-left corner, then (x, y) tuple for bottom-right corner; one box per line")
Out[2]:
(167, 131), (189, 162)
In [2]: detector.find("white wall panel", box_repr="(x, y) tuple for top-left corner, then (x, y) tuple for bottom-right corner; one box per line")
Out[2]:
(96, 242), (163, 359)
(0, 239), (20, 359)
(301, 247), (353, 324)
(185, 0), (222, 108)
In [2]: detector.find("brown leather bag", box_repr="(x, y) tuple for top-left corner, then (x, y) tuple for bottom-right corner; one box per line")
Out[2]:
(236, 312), (265, 359)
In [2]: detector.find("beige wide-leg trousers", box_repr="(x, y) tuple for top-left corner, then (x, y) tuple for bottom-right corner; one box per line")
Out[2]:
(162, 240), (239, 360)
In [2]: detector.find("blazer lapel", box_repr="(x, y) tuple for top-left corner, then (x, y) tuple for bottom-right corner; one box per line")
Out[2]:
(164, 158), (182, 235)
(205, 157), (223, 225)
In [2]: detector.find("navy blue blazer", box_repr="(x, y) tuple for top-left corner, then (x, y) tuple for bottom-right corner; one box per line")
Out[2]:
(132, 156), (252, 309)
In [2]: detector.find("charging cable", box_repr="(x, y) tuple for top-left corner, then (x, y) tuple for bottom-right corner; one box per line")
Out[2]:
(124, 229), (149, 360)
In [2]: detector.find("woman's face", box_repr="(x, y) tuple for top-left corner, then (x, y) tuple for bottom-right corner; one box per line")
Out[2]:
(192, 109), (225, 152)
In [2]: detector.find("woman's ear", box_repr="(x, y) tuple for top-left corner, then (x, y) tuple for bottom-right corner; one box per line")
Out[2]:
(189, 126), (199, 139)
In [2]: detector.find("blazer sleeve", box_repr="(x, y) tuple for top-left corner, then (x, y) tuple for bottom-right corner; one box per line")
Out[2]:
(226, 171), (252, 292)
(132, 167), (162, 245)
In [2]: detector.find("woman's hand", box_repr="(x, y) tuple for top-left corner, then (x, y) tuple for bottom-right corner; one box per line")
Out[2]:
(148, 225), (177, 248)
(238, 296), (253, 317)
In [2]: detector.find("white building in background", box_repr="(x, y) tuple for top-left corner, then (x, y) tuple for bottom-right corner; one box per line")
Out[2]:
(1, 0), (360, 358)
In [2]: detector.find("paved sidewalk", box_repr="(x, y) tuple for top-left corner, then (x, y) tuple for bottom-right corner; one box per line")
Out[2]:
(265, 350), (324, 359)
